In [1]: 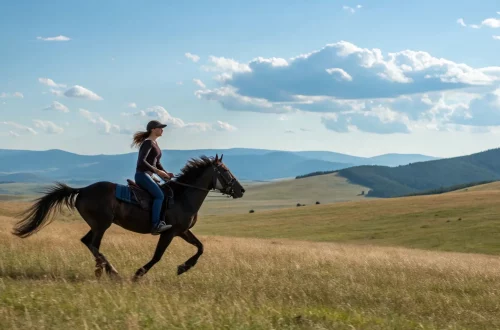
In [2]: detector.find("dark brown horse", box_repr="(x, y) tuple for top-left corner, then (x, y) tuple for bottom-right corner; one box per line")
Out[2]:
(12, 154), (245, 280)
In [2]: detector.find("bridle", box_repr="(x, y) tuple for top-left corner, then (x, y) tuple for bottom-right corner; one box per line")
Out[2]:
(167, 163), (238, 197)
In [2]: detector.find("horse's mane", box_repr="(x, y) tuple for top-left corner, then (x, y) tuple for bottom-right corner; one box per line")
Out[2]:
(174, 155), (215, 184)
(163, 155), (215, 197)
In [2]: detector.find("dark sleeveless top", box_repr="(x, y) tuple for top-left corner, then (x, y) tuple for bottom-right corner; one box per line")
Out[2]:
(136, 139), (165, 175)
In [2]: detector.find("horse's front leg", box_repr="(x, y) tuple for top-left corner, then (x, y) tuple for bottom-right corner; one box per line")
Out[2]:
(132, 230), (176, 281)
(177, 230), (204, 275)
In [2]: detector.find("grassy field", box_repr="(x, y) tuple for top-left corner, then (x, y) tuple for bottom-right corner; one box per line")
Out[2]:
(0, 183), (48, 201)
(2, 182), (500, 328)
(2, 182), (500, 255)
(2, 218), (500, 329)
(196, 186), (500, 255)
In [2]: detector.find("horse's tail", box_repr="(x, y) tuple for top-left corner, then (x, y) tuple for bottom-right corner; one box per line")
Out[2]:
(12, 182), (80, 238)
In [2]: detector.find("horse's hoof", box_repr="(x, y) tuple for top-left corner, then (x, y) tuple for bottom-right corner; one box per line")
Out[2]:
(177, 264), (189, 275)
(132, 267), (146, 282)
(105, 264), (120, 279)
(108, 272), (121, 280)
(95, 267), (103, 278)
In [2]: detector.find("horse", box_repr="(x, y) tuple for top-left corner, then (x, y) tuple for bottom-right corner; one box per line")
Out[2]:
(11, 154), (245, 281)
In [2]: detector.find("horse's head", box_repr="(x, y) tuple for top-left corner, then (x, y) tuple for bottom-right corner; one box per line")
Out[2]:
(212, 153), (245, 198)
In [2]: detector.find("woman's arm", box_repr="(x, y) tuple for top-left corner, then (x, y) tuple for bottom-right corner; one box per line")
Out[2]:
(138, 140), (158, 174)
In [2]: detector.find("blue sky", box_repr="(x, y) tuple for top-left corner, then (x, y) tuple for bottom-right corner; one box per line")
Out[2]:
(1, 0), (500, 157)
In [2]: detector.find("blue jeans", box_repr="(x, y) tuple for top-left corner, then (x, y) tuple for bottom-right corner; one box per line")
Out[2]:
(134, 171), (164, 228)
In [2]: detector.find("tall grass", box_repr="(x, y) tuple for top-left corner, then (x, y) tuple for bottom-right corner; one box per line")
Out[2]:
(1, 219), (500, 329)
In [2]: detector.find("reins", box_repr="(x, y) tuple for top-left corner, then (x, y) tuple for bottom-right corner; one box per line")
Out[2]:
(167, 179), (211, 192)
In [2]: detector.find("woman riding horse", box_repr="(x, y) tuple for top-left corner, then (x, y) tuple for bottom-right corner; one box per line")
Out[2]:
(131, 120), (174, 235)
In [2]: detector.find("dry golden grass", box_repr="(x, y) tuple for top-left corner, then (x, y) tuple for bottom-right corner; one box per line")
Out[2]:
(195, 189), (500, 255)
(2, 215), (500, 329)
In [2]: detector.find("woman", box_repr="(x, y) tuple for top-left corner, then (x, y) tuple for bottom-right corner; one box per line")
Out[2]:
(131, 120), (174, 235)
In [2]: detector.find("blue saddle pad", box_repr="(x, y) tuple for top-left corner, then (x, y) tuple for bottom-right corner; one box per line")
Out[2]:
(115, 184), (137, 204)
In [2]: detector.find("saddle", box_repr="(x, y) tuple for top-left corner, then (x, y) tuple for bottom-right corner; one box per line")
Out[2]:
(126, 179), (174, 211)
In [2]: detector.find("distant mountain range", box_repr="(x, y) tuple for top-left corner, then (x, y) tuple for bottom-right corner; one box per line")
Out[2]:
(0, 147), (439, 184)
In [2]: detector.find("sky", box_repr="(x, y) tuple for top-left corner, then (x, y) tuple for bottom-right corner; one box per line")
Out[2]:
(1, 0), (500, 158)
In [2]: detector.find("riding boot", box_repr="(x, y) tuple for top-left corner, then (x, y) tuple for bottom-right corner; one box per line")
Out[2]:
(159, 200), (172, 226)
(151, 221), (171, 235)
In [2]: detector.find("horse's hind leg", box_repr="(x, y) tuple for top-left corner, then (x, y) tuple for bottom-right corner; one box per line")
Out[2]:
(80, 230), (104, 278)
(80, 228), (119, 279)
(177, 230), (204, 275)
(75, 182), (120, 279)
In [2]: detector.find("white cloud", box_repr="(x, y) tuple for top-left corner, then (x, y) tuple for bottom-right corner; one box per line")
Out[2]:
(289, 95), (364, 113)
(43, 101), (69, 113)
(1, 121), (37, 135)
(448, 88), (500, 126)
(458, 17), (500, 29)
(64, 85), (103, 100)
(79, 109), (128, 134)
(196, 40), (500, 134)
(342, 5), (362, 13)
(33, 120), (64, 134)
(493, 35), (500, 40)
(326, 68), (353, 81)
(285, 130), (295, 134)
(37, 35), (71, 41)
(127, 102), (137, 108)
(321, 110), (411, 134)
(185, 52), (200, 62)
(0, 92), (24, 99)
(212, 41), (499, 105)
(193, 79), (206, 88)
(482, 18), (500, 28)
(457, 18), (480, 29)
(215, 120), (237, 131)
(176, 81), (184, 85)
(202, 56), (251, 76)
(8, 131), (20, 137)
(195, 86), (294, 114)
(38, 77), (66, 88)
(50, 89), (64, 96)
(125, 106), (237, 132)
(128, 106), (187, 128)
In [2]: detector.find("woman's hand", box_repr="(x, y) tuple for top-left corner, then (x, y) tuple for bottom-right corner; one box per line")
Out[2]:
(157, 170), (172, 180)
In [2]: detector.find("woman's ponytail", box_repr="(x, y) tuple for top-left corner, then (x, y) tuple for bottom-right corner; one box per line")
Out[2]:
(131, 130), (150, 148)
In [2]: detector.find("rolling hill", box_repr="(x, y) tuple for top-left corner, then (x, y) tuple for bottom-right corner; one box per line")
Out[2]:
(199, 172), (373, 215)
(297, 147), (500, 198)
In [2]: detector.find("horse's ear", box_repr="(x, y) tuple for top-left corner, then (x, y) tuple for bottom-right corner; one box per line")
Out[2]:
(215, 154), (219, 162)
(220, 154), (223, 162)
